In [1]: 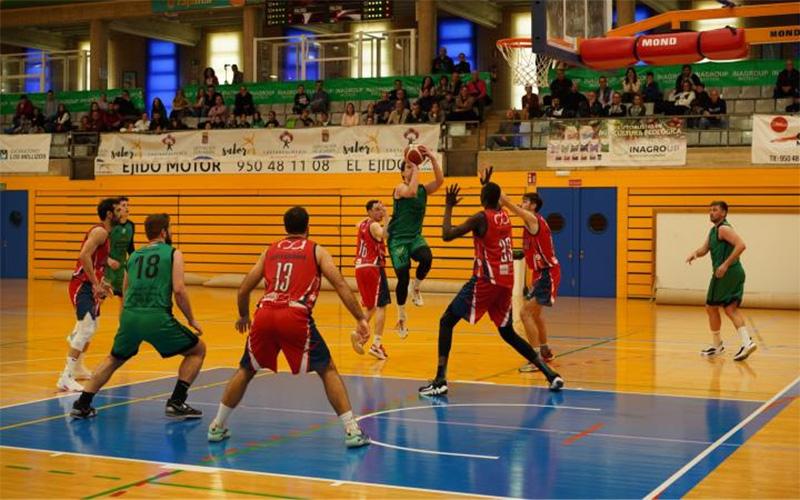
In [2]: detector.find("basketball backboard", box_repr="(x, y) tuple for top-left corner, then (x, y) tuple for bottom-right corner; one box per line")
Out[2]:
(532, 0), (613, 66)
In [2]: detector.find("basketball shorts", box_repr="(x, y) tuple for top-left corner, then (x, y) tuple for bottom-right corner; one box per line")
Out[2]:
(706, 265), (745, 307)
(355, 266), (391, 310)
(388, 234), (428, 270)
(111, 309), (199, 360)
(449, 275), (513, 328)
(68, 279), (101, 320)
(526, 266), (561, 306)
(242, 305), (331, 374)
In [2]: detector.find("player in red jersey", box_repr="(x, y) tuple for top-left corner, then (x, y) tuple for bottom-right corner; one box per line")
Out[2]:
(354, 200), (392, 360)
(208, 207), (371, 448)
(57, 197), (120, 392)
(418, 178), (564, 396)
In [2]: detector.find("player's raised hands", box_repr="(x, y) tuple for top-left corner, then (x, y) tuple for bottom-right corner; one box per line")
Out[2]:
(445, 184), (462, 207)
(479, 166), (494, 185)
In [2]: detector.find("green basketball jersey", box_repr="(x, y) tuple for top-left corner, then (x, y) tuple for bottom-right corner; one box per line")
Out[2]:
(123, 242), (174, 311)
(106, 220), (135, 288)
(709, 220), (744, 272)
(388, 185), (427, 241)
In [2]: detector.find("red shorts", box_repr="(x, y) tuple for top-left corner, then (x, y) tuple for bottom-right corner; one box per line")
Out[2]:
(355, 266), (391, 310)
(527, 266), (561, 306)
(450, 276), (513, 328)
(243, 305), (331, 374)
(68, 279), (101, 320)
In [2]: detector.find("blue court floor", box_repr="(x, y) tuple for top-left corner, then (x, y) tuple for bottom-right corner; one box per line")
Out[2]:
(0, 368), (797, 498)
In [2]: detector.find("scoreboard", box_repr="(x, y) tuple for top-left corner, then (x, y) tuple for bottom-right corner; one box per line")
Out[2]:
(265, 1), (393, 26)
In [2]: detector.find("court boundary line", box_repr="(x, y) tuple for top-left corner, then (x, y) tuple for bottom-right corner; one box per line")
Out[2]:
(0, 444), (497, 499)
(644, 375), (800, 499)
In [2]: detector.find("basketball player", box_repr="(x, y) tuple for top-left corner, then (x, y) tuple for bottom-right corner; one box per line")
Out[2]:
(71, 213), (206, 419)
(355, 200), (391, 360)
(57, 197), (119, 392)
(207, 207), (371, 448)
(106, 196), (135, 300)
(687, 201), (756, 361)
(388, 144), (443, 337)
(418, 181), (564, 396)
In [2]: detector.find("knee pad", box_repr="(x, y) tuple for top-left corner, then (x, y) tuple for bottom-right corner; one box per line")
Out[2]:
(68, 313), (97, 351)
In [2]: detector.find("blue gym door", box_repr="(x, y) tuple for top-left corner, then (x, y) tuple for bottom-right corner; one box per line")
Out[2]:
(533, 188), (616, 297)
(0, 190), (29, 279)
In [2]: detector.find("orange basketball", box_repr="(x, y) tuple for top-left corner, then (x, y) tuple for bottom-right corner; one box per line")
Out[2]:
(404, 145), (424, 166)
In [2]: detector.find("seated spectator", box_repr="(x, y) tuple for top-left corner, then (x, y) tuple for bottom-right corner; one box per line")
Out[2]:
(449, 72), (463, 96)
(466, 71), (491, 121)
(435, 75), (450, 99)
(13, 95), (34, 129)
(454, 53), (470, 74)
(487, 108), (519, 149)
(315, 111), (332, 127)
(547, 97), (566, 118)
(103, 103), (123, 130)
(642, 71), (662, 109)
(417, 87), (436, 113)
(675, 64), (701, 93)
(193, 87), (209, 117)
(53, 103), (71, 132)
(234, 114), (251, 128)
(563, 82), (586, 117)
(148, 97), (166, 122)
(787, 96), (799, 113)
(389, 79), (404, 101)
(628, 94), (647, 116)
(405, 102), (428, 124)
(420, 76), (435, 95)
(79, 115), (92, 132)
(89, 110), (107, 132)
(231, 64), (244, 85)
(671, 80), (695, 115)
(97, 93), (109, 112)
(169, 116), (189, 130)
(120, 122), (135, 133)
(596, 76), (612, 108)
(225, 114), (237, 129)
(440, 91), (456, 114)
(387, 99), (409, 124)
(205, 85), (223, 110)
(692, 82), (710, 111)
(207, 94), (228, 123)
(364, 115), (376, 125)
(210, 115), (226, 129)
(585, 91), (606, 117)
(774, 59), (799, 98)
(31, 107), (46, 132)
(171, 89), (191, 119)
(133, 112), (150, 132)
(309, 80), (330, 114)
(293, 84), (310, 114)
(362, 103), (376, 122)
(549, 66), (573, 103)
(374, 91), (393, 123)
(522, 88), (543, 119)
(251, 111), (265, 128)
(114, 90), (139, 120)
(341, 102), (360, 126)
(621, 67), (640, 104)
(700, 89), (727, 129)
(265, 110), (280, 128)
(234, 86), (255, 116)
(448, 86), (478, 121)
(432, 47), (454, 74)
(149, 111), (169, 132)
(44, 90), (59, 123)
(427, 102), (445, 124)
(607, 93), (627, 117)
(296, 108), (314, 128)
(203, 67), (219, 87)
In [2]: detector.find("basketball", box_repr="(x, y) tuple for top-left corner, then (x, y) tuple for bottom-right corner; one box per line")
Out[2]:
(404, 145), (425, 166)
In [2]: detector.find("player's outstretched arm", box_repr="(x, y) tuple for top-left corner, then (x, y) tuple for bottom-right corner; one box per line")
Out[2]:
(686, 236), (710, 264)
(172, 249), (202, 335)
(317, 245), (370, 341)
(235, 250), (266, 333)
(395, 163), (420, 199)
(80, 226), (108, 292)
(441, 184), (486, 242)
(419, 145), (444, 195)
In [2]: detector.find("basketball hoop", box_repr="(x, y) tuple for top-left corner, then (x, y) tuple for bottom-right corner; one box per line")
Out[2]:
(496, 38), (556, 90)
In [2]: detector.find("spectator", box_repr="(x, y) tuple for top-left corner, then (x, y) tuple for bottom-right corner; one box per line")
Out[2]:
(405, 101), (427, 124)
(103, 102), (123, 130)
(44, 90), (59, 122)
(449, 72), (463, 96)
(389, 79), (404, 101)
(774, 59), (799, 98)
(549, 66), (573, 103)
(432, 47), (454, 74)
(642, 71), (662, 105)
(133, 112), (150, 132)
(309, 80), (330, 114)
(169, 116), (189, 130)
(672, 80), (695, 115)
(675, 64), (701, 93)
(315, 111), (332, 127)
(607, 92), (627, 117)
(296, 108), (314, 128)
(114, 90), (139, 120)
(97, 93), (109, 112)
(787, 96), (799, 113)
(341, 102), (360, 126)
(293, 84), (310, 114)
(563, 82), (587, 116)
(251, 111), (266, 128)
(79, 115), (92, 132)
(466, 71), (491, 120)
(234, 85), (255, 116)
(448, 86), (478, 121)
(394, 88), (411, 109)
(171, 89), (191, 119)
(487, 108), (519, 149)
(150, 97), (168, 121)
(193, 87), (209, 117)
(89, 110), (106, 132)
(547, 97), (565, 118)
(427, 102), (445, 124)
(622, 67), (640, 103)
(440, 91), (456, 114)
(365, 115), (376, 125)
(420, 76), (435, 95)
(435, 75), (450, 99)
(521, 85), (536, 109)
(31, 107), (46, 132)
(120, 122), (135, 133)
(700, 89), (727, 129)
(149, 111), (168, 132)
(362, 103), (377, 123)
(691, 82), (710, 125)
(205, 85), (223, 110)
(454, 53), (470, 74)
(234, 114), (251, 128)
(417, 87), (436, 113)
(522, 86), (543, 118)
(628, 94), (647, 116)
(231, 64), (244, 85)
(374, 91), (393, 123)
(585, 91), (606, 117)
(387, 99), (409, 124)
(203, 67), (219, 87)
(596, 76), (612, 107)
(53, 103), (71, 132)
(13, 95), (34, 128)
(207, 94), (229, 122)
(225, 114), (237, 129)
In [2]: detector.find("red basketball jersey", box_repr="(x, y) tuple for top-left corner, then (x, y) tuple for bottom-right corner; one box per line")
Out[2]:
(523, 212), (559, 271)
(71, 224), (110, 284)
(473, 208), (514, 288)
(259, 237), (321, 311)
(355, 219), (385, 269)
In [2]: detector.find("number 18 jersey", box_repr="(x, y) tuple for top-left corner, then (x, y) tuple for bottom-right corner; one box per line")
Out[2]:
(124, 242), (174, 311)
(473, 208), (514, 289)
(260, 237), (321, 311)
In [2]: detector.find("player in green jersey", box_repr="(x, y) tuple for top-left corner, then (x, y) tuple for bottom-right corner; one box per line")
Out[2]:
(106, 196), (135, 300)
(687, 201), (756, 361)
(71, 213), (207, 420)
(387, 144), (443, 337)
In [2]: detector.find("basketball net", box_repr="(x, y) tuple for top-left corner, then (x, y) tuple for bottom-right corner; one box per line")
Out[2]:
(496, 38), (556, 90)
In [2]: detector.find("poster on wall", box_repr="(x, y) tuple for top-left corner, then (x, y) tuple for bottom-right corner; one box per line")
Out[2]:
(546, 119), (610, 167)
(0, 134), (51, 173)
(752, 114), (800, 165)
(94, 124), (442, 176)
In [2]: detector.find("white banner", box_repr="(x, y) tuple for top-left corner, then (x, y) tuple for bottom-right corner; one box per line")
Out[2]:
(752, 114), (800, 165)
(0, 134), (51, 173)
(94, 125), (442, 176)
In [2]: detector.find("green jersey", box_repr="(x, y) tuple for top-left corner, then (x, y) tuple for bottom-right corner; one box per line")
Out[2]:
(106, 220), (135, 291)
(388, 185), (427, 242)
(706, 219), (746, 306)
(123, 242), (174, 311)
(709, 220), (743, 272)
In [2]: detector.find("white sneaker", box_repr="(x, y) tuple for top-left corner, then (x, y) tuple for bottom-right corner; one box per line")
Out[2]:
(350, 331), (365, 355)
(733, 341), (757, 361)
(207, 422), (231, 442)
(72, 361), (92, 380)
(411, 287), (424, 307)
(57, 373), (84, 392)
(518, 362), (537, 373)
(368, 343), (388, 360)
(700, 343), (725, 357)
(396, 319), (409, 339)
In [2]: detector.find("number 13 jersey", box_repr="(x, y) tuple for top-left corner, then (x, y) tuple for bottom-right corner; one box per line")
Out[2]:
(473, 208), (514, 289)
(260, 237), (321, 311)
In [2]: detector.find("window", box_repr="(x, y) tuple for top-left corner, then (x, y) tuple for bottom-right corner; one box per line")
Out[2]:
(79, 41), (90, 91)
(25, 48), (49, 93)
(147, 40), (178, 116)
(284, 28), (318, 81)
(437, 18), (476, 73)
(207, 32), (242, 85)
(351, 22), (391, 78)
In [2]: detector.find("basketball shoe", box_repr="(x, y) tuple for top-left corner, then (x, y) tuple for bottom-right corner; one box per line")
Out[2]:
(418, 378), (448, 396)
(733, 341), (757, 361)
(368, 343), (387, 360)
(345, 428), (371, 448)
(700, 343), (725, 357)
(57, 371), (84, 392)
(165, 400), (202, 419)
(207, 422), (231, 442)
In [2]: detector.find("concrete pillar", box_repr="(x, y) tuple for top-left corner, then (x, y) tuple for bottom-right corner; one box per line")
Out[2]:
(90, 19), (109, 90)
(416, 0), (436, 74)
(243, 5), (260, 82)
(616, 0), (635, 29)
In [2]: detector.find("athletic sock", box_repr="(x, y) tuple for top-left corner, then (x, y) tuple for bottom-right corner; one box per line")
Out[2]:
(413, 278), (422, 291)
(169, 380), (191, 404)
(711, 330), (722, 346)
(397, 304), (406, 320)
(76, 391), (95, 408)
(213, 403), (233, 427)
(737, 326), (751, 345)
(339, 410), (360, 435)
(64, 356), (78, 376)
(373, 334), (382, 346)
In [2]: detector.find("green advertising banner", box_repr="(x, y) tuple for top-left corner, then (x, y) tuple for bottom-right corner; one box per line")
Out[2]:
(185, 73), (493, 107)
(550, 59), (798, 92)
(151, 0), (257, 14)
(1, 89), (145, 116)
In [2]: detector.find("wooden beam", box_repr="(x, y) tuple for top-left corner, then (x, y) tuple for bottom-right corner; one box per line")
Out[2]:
(0, 0), (151, 28)
(109, 18), (200, 46)
(0, 28), (70, 51)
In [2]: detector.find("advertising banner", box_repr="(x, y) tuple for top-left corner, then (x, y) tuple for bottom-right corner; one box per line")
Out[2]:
(0, 134), (51, 173)
(752, 114), (800, 165)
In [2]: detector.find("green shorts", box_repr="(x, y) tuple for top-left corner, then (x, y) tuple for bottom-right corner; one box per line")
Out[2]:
(111, 309), (199, 360)
(388, 234), (428, 270)
(706, 264), (745, 307)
